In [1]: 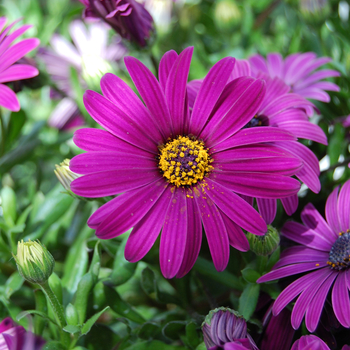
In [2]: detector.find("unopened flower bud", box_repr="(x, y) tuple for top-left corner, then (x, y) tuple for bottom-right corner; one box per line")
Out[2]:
(13, 240), (55, 284)
(247, 225), (280, 256)
(54, 159), (81, 196)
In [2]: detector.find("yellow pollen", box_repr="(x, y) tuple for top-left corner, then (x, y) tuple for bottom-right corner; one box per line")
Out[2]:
(315, 263), (320, 267)
(158, 136), (213, 187)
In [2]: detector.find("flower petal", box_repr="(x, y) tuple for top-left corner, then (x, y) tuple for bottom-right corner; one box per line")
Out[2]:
(337, 180), (350, 232)
(100, 73), (164, 143)
(325, 185), (342, 237)
(159, 49), (178, 91)
(332, 272), (350, 328)
(71, 168), (161, 197)
(257, 198), (277, 225)
(0, 64), (38, 83)
(124, 56), (173, 137)
(125, 187), (172, 262)
(281, 195), (298, 216)
(281, 222), (333, 251)
(202, 178), (267, 235)
(160, 188), (188, 278)
(190, 56), (235, 136)
(176, 195), (203, 278)
(0, 84), (19, 111)
(83, 90), (157, 153)
(95, 179), (168, 239)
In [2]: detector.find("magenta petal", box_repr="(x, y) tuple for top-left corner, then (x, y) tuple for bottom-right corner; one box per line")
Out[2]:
(0, 38), (39, 72)
(187, 79), (202, 109)
(0, 84), (19, 111)
(281, 195), (298, 216)
(202, 78), (266, 145)
(337, 180), (350, 232)
(176, 195), (203, 278)
(88, 195), (121, 229)
(165, 47), (193, 135)
(95, 180), (168, 239)
(194, 187), (230, 271)
(100, 73), (163, 143)
(305, 271), (338, 332)
(203, 178), (267, 235)
(291, 268), (331, 329)
(221, 212), (250, 251)
(0, 24), (33, 55)
(332, 272), (350, 327)
(271, 269), (325, 315)
(71, 168), (161, 197)
(267, 53), (284, 77)
(295, 69), (340, 89)
(276, 120), (327, 145)
(73, 128), (154, 156)
(229, 59), (251, 80)
(70, 152), (156, 174)
(273, 246), (329, 269)
(83, 90), (157, 152)
(211, 171), (300, 199)
(301, 203), (335, 244)
(160, 188), (188, 278)
(257, 198), (277, 225)
(159, 49), (178, 91)
(0, 64), (38, 83)
(125, 187), (172, 262)
(190, 56), (236, 136)
(124, 56), (173, 137)
(281, 222), (333, 251)
(325, 185), (342, 236)
(211, 127), (296, 152)
(258, 262), (327, 284)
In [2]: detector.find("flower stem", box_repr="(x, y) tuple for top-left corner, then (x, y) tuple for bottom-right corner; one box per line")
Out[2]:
(39, 280), (70, 347)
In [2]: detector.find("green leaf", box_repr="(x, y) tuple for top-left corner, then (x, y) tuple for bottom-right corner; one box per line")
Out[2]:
(88, 241), (101, 282)
(241, 268), (261, 284)
(81, 306), (109, 335)
(138, 322), (161, 340)
(162, 321), (187, 340)
(238, 283), (260, 321)
(123, 340), (187, 350)
(16, 310), (59, 327)
(41, 341), (67, 350)
(63, 324), (81, 334)
(65, 303), (79, 326)
(1, 186), (17, 227)
(266, 247), (280, 272)
(34, 289), (47, 335)
(185, 322), (201, 349)
(4, 272), (23, 299)
(109, 236), (137, 286)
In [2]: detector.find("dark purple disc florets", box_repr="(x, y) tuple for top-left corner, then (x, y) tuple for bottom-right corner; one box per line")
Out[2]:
(328, 230), (350, 271)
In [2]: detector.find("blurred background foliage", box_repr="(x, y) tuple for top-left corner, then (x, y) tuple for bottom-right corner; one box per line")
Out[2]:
(0, 0), (349, 349)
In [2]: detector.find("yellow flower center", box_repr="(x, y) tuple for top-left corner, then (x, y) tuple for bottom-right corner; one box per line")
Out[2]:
(158, 136), (213, 187)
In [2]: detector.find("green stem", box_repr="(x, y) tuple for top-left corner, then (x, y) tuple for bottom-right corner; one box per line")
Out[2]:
(40, 280), (70, 348)
(0, 108), (5, 157)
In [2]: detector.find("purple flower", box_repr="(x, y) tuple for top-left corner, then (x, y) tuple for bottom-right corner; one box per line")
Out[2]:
(79, 0), (154, 47)
(0, 17), (39, 112)
(70, 47), (302, 278)
(258, 179), (350, 332)
(249, 52), (340, 104)
(0, 318), (45, 350)
(188, 59), (325, 223)
(291, 335), (331, 350)
(39, 20), (126, 130)
(202, 308), (258, 350)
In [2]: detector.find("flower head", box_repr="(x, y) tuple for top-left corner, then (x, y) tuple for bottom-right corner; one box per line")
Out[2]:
(258, 179), (350, 332)
(79, 0), (154, 47)
(249, 52), (340, 104)
(291, 335), (331, 350)
(0, 17), (39, 111)
(70, 47), (302, 278)
(13, 240), (55, 284)
(202, 308), (258, 350)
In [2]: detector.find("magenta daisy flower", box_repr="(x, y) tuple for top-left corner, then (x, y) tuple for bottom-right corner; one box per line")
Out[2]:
(187, 58), (325, 223)
(257, 179), (350, 332)
(291, 335), (331, 350)
(0, 17), (39, 112)
(249, 52), (340, 104)
(78, 0), (154, 47)
(70, 47), (302, 278)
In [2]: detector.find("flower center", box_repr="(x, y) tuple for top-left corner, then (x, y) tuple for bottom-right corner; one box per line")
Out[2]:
(244, 115), (269, 128)
(158, 136), (213, 187)
(327, 230), (350, 271)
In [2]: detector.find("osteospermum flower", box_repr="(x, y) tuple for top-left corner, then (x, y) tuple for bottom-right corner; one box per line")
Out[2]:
(249, 52), (340, 105)
(291, 335), (350, 350)
(70, 47), (302, 278)
(78, 0), (154, 47)
(202, 308), (259, 350)
(39, 20), (126, 130)
(0, 317), (45, 350)
(257, 179), (350, 332)
(187, 58), (325, 223)
(0, 17), (39, 112)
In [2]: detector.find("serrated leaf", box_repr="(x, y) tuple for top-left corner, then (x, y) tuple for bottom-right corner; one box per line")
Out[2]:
(81, 306), (109, 335)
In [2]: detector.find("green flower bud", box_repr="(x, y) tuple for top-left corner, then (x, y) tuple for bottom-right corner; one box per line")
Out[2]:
(13, 240), (55, 284)
(247, 225), (280, 256)
(54, 159), (81, 197)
